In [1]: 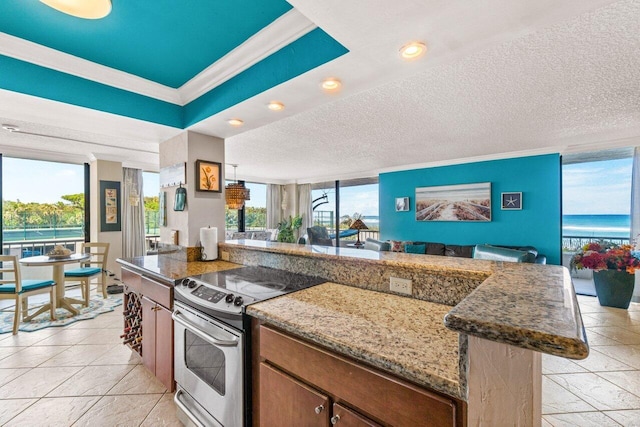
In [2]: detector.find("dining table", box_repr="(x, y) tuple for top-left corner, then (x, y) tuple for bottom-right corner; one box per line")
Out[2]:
(19, 252), (92, 319)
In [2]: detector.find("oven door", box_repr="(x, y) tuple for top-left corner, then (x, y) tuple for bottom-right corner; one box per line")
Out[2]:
(173, 301), (244, 427)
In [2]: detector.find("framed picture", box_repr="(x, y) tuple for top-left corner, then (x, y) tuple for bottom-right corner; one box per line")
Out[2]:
(395, 197), (410, 212)
(196, 160), (222, 192)
(415, 182), (491, 222)
(501, 192), (522, 210)
(100, 180), (121, 232)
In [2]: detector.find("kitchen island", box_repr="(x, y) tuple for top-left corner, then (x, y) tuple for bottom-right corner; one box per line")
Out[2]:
(223, 239), (588, 426)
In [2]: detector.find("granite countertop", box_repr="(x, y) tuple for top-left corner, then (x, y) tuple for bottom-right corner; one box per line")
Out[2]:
(117, 255), (241, 282)
(246, 282), (464, 400)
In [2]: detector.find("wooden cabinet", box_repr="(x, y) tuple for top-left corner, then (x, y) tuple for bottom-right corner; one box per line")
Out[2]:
(121, 267), (174, 391)
(255, 324), (465, 427)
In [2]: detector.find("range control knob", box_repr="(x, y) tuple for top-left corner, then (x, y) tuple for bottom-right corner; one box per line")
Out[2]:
(181, 278), (190, 286)
(233, 296), (244, 306)
(225, 293), (235, 303)
(187, 280), (197, 289)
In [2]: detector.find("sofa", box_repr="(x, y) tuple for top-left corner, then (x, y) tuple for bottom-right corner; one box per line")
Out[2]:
(364, 238), (546, 264)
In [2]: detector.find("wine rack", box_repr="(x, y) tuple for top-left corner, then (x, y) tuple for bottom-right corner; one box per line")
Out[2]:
(122, 289), (143, 356)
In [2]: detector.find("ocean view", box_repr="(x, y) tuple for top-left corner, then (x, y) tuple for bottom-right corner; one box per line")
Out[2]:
(562, 214), (630, 239)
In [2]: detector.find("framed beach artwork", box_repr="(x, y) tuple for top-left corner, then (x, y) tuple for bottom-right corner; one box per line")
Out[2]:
(395, 197), (410, 212)
(100, 180), (121, 231)
(196, 160), (222, 192)
(501, 192), (522, 210)
(415, 182), (491, 222)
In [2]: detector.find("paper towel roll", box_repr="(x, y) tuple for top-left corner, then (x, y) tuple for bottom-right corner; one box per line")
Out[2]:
(200, 227), (218, 261)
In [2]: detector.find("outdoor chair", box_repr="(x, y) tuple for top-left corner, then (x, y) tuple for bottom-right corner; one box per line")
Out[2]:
(64, 242), (110, 306)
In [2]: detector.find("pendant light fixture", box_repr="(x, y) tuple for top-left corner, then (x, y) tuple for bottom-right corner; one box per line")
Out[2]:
(40, 0), (112, 19)
(225, 164), (250, 210)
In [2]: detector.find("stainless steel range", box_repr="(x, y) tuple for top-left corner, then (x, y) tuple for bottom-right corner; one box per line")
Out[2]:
(173, 266), (325, 427)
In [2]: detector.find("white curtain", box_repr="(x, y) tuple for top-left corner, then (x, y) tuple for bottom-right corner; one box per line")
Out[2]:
(631, 147), (640, 302)
(122, 168), (146, 258)
(297, 184), (313, 234)
(266, 184), (282, 229)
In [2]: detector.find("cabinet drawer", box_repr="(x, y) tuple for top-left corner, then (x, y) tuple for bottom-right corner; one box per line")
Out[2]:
(260, 325), (458, 427)
(121, 268), (142, 294)
(141, 276), (172, 309)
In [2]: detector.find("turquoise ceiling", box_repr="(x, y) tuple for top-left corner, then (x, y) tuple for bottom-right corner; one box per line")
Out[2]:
(0, 0), (293, 87)
(0, 1), (348, 128)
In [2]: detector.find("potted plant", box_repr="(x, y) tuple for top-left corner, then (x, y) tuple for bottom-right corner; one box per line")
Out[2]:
(276, 215), (303, 243)
(571, 241), (640, 308)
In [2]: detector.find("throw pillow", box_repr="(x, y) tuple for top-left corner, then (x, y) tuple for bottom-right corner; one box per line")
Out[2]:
(390, 240), (405, 252)
(404, 244), (426, 254)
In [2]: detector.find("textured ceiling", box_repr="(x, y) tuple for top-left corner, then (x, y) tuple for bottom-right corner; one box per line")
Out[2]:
(0, 0), (638, 184)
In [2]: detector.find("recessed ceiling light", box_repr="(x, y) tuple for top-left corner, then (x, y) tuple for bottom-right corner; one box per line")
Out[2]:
(321, 78), (342, 93)
(399, 41), (427, 60)
(267, 101), (285, 111)
(1, 124), (19, 132)
(228, 118), (244, 127)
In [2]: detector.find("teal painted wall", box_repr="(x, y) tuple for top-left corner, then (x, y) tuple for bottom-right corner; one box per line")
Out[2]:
(379, 154), (562, 265)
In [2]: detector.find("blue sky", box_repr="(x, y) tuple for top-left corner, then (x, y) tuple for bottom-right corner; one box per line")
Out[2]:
(562, 157), (632, 215)
(2, 157), (632, 216)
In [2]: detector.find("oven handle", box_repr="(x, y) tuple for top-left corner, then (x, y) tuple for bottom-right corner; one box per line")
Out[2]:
(174, 389), (205, 427)
(172, 309), (239, 347)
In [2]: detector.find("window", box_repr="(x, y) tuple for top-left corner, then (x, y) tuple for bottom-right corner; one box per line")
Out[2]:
(142, 171), (160, 236)
(2, 157), (84, 259)
(562, 150), (633, 250)
(224, 181), (267, 232)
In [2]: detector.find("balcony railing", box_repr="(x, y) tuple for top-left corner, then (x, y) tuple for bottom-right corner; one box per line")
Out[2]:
(563, 235), (630, 251)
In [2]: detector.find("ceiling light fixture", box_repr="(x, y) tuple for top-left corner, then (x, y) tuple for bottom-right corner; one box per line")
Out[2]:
(399, 41), (427, 60)
(228, 118), (244, 127)
(40, 0), (112, 19)
(2, 124), (20, 132)
(267, 101), (285, 111)
(225, 164), (250, 210)
(321, 78), (342, 93)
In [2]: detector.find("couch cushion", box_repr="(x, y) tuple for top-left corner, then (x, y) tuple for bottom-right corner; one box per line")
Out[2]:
(363, 238), (390, 252)
(444, 245), (474, 258)
(413, 242), (446, 256)
(473, 244), (533, 263)
(405, 244), (426, 254)
(389, 240), (406, 252)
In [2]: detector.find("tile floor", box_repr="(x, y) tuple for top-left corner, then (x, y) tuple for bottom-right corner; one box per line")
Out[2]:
(0, 290), (639, 426)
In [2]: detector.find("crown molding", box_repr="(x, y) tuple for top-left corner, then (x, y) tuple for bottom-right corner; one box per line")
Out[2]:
(178, 9), (317, 104)
(0, 32), (182, 105)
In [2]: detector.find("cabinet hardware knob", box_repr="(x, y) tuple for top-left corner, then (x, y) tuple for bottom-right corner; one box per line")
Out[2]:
(314, 405), (324, 414)
(330, 414), (341, 424)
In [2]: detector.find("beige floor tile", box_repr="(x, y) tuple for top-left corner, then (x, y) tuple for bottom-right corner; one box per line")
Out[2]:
(541, 417), (553, 427)
(39, 344), (116, 367)
(107, 365), (167, 395)
(48, 364), (135, 397)
(32, 328), (97, 346)
(596, 346), (640, 370)
(4, 396), (100, 426)
(140, 392), (182, 427)
(89, 343), (141, 365)
(0, 345), (71, 368)
(597, 371), (640, 397)
(0, 368), (29, 387)
(548, 373), (640, 411)
(64, 313), (123, 330)
(0, 366), (81, 398)
(0, 398), (37, 425)
(575, 348), (636, 372)
(0, 346), (26, 361)
(542, 411), (622, 426)
(589, 327), (640, 345)
(74, 394), (163, 427)
(543, 376), (596, 414)
(603, 409), (640, 426)
(78, 329), (124, 345)
(0, 328), (62, 347)
(543, 353), (588, 374)
(586, 329), (624, 346)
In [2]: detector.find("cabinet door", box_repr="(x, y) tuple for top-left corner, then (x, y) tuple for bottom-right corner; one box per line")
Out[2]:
(331, 403), (381, 427)
(260, 362), (329, 427)
(155, 304), (174, 391)
(141, 296), (156, 374)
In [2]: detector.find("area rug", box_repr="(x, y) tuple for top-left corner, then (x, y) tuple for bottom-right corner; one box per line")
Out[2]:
(0, 295), (122, 334)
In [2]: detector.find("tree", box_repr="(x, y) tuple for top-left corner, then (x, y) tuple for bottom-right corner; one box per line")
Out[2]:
(61, 194), (84, 210)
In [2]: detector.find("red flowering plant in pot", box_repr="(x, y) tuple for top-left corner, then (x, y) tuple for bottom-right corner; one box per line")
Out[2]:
(571, 241), (640, 309)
